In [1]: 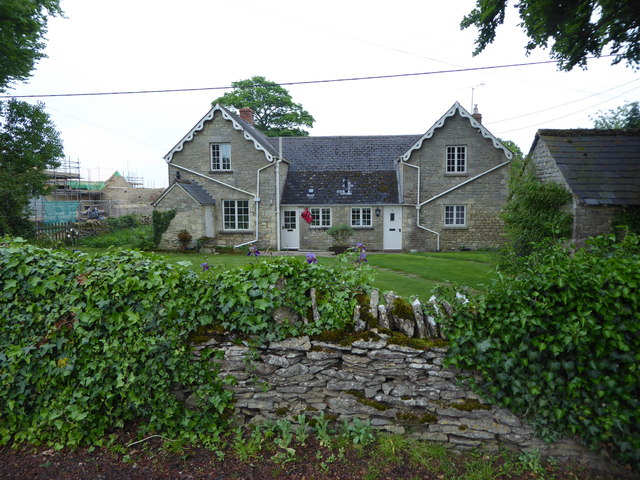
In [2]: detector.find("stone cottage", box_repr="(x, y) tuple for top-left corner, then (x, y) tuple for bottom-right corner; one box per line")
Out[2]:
(153, 102), (513, 251)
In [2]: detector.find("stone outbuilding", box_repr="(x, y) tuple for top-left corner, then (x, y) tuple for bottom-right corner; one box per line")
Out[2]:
(529, 129), (640, 245)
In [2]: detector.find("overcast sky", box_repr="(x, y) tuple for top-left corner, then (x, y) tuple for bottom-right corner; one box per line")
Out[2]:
(5, 0), (639, 188)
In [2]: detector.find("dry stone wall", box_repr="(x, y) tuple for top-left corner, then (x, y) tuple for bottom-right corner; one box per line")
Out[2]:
(192, 331), (604, 466)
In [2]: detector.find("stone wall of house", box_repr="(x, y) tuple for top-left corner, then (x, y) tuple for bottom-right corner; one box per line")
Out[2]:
(157, 188), (205, 250)
(296, 206), (384, 251)
(529, 140), (571, 189)
(573, 204), (617, 246)
(192, 334), (608, 470)
(166, 110), (279, 249)
(401, 115), (510, 251)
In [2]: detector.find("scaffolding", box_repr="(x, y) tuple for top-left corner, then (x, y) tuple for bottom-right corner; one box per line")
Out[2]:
(48, 157), (82, 201)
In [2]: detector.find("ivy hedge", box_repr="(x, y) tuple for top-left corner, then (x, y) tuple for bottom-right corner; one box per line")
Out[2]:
(445, 234), (640, 470)
(0, 238), (368, 448)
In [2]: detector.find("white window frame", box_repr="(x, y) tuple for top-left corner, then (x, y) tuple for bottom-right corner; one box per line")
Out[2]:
(223, 199), (249, 230)
(310, 207), (331, 228)
(211, 143), (231, 171)
(351, 207), (372, 227)
(446, 146), (466, 174)
(444, 205), (466, 227)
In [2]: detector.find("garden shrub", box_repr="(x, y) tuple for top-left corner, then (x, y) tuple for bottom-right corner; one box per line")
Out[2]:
(0, 238), (233, 448)
(152, 209), (176, 247)
(445, 234), (640, 470)
(207, 255), (373, 341)
(498, 156), (572, 272)
(0, 238), (369, 448)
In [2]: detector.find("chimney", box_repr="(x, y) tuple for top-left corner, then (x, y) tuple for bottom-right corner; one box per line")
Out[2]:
(472, 104), (482, 124)
(239, 107), (254, 125)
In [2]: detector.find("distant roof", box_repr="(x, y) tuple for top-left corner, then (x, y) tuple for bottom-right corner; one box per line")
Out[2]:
(277, 135), (421, 204)
(533, 129), (640, 206)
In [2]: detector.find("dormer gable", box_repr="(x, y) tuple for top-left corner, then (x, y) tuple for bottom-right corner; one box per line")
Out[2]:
(398, 101), (513, 163)
(163, 104), (279, 163)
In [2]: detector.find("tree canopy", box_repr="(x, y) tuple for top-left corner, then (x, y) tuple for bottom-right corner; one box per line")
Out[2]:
(0, 99), (64, 235)
(0, 0), (63, 92)
(591, 101), (640, 129)
(212, 76), (315, 137)
(461, 0), (640, 71)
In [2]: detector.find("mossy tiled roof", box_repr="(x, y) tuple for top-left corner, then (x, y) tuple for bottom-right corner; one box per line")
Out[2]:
(535, 129), (640, 206)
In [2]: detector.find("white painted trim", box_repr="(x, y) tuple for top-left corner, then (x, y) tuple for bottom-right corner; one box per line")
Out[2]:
(164, 104), (276, 163)
(399, 101), (513, 163)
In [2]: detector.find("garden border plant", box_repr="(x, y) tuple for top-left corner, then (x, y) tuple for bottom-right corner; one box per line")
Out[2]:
(443, 234), (640, 471)
(0, 237), (373, 449)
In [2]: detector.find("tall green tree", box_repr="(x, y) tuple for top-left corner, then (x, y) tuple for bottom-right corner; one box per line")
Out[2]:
(0, 0), (63, 92)
(0, 99), (64, 236)
(213, 76), (315, 137)
(591, 101), (640, 129)
(461, 0), (640, 71)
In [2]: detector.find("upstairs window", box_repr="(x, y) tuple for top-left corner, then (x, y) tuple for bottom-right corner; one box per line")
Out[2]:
(444, 205), (466, 227)
(211, 143), (231, 171)
(351, 207), (372, 227)
(223, 199), (249, 230)
(310, 207), (331, 227)
(446, 146), (466, 173)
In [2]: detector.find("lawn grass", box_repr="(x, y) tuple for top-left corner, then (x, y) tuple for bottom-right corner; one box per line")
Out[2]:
(74, 247), (496, 299)
(367, 252), (497, 292)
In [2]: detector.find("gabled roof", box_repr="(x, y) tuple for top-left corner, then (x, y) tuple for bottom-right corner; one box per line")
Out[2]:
(532, 129), (640, 206)
(399, 101), (513, 162)
(152, 180), (215, 207)
(164, 104), (279, 163)
(278, 135), (420, 204)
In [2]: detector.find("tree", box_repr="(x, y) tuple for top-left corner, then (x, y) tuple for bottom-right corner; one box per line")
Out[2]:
(591, 101), (640, 129)
(0, 99), (64, 236)
(212, 76), (315, 137)
(461, 0), (640, 71)
(0, 0), (63, 91)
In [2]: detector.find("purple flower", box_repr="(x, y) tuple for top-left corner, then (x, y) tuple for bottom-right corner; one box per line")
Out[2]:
(306, 253), (318, 264)
(200, 262), (210, 271)
(357, 251), (368, 263)
(247, 245), (260, 257)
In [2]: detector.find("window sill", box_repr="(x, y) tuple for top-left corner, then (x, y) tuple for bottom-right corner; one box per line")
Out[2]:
(209, 170), (233, 174)
(351, 226), (374, 230)
(444, 172), (468, 177)
(310, 226), (332, 230)
(220, 230), (253, 234)
(443, 225), (468, 230)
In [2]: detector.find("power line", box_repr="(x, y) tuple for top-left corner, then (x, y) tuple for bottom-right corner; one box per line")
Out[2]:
(1, 58), (581, 99)
(486, 78), (640, 125)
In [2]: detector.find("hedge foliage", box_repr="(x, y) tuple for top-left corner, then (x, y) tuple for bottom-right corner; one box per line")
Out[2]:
(445, 234), (640, 469)
(0, 238), (367, 448)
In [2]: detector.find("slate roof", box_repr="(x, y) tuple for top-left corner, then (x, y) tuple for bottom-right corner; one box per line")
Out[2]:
(533, 129), (640, 206)
(153, 180), (215, 207)
(275, 135), (421, 205)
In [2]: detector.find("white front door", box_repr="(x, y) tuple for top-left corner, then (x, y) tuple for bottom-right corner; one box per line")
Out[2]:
(281, 209), (299, 250)
(383, 207), (403, 250)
